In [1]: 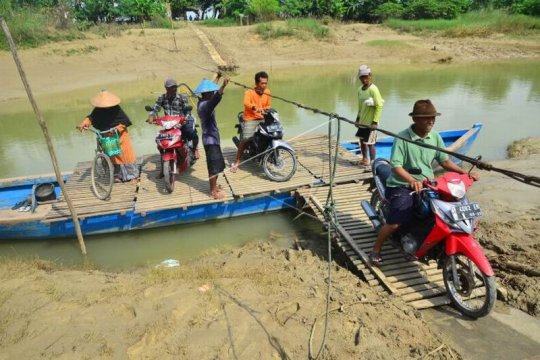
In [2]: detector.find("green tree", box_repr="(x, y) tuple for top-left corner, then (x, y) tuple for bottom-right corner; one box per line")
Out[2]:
(117, 0), (165, 21)
(373, 2), (405, 20)
(512, 0), (540, 15)
(74, 0), (116, 22)
(219, 0), (247, 17)
(248, 0), (279, 20)
(403, 0), (470, 20)
(0, 0), (13, 18)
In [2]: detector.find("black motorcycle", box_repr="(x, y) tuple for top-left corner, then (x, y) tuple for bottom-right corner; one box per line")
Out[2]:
(232, 108), (297, 182)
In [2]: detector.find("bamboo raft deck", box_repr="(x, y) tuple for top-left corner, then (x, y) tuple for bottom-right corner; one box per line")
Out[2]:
(298, 182), (450, 310)
(40, 135), (369, 222)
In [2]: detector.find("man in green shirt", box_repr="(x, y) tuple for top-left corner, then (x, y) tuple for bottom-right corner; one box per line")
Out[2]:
(355, 65), (383, 166)
(369, 99), (479, 265)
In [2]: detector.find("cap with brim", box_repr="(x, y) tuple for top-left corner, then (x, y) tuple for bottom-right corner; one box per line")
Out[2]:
(409, 99), (441, 117)
(193, 79), (220, 94)
(358, 65), (371, 77)
(164, 78), (178, 88)
(90, 90), (121, 108)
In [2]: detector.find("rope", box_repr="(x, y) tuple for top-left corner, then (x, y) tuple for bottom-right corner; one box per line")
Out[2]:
(309, 115), (341, 360)
(224, 77), (540, 188)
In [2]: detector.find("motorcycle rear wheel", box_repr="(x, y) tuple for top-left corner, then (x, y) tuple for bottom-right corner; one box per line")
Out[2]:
(163, 159), (175, 193)
(262, 147), (297, 182)
(369, 191), (386, 226)
(91, 152), (114, 200)
(442, 254), (496, 318)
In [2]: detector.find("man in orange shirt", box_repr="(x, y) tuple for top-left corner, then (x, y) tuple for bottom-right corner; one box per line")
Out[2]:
(231, 71), (271, 172)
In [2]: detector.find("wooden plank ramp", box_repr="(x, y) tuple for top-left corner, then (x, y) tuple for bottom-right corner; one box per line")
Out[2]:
(297, 182), (451, 309)
(44, 160), (140, 222)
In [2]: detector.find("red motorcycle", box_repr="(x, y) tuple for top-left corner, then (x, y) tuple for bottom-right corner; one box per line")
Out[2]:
(145, 105), (195, 193)
(362, 158), (496, 318)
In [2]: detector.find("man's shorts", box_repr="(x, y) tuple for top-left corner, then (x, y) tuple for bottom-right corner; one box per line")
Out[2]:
(355, 127), (377, 145)
(385, 186), (414, 225)
(241, 120), (263, 139)
(204, 144), (225, 176)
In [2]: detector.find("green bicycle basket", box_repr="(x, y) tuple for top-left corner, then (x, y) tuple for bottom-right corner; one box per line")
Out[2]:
(99, 130), (122, 157)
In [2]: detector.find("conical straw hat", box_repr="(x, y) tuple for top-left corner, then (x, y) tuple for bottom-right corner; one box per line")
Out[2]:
(90, 90), (121, 108)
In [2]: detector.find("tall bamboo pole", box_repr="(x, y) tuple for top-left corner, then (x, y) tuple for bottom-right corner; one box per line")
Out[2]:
(1, 18), (87, 255)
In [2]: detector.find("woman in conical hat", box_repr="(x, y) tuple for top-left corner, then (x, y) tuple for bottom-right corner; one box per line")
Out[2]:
(77, 90), (139, 183)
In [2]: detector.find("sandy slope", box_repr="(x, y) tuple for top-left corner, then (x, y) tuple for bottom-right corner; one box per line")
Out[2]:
(1, 23), (539, 102)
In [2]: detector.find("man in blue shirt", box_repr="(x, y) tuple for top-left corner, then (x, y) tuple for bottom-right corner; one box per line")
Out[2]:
(194, 74), (229, 199)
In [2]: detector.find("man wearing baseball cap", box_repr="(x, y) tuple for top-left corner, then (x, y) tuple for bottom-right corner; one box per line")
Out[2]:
(148, 78), (200, 169)
(355, 64), (384, 167)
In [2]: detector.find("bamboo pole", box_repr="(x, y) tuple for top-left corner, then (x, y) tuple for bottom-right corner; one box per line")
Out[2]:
(1, 18), (87, 255)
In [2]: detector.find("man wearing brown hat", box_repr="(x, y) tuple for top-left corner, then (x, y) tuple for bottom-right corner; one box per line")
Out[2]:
(369, 99), (479, 265)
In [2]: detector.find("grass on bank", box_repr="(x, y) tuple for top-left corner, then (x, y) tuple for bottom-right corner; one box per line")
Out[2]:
(0, 10), (183, 50)
(385, 10), (540, 37)
(366, 39), (412, 48)
(254, 18), (331, 40)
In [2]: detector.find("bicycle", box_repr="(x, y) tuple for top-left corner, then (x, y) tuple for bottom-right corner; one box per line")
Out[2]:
(83, 127), (121, 200)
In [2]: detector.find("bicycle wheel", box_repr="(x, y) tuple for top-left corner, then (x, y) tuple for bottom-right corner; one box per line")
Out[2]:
(91, 153), (114, 200)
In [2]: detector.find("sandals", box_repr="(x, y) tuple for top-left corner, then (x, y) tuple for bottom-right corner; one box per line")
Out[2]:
(369, 252), (383, 266)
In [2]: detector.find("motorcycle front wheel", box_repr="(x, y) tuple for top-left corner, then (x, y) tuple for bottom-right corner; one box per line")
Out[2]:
(91, 152), (114, 200)
(442, 254), (496, 318)
(262, 147), (297, 182)
(163, 159), (175, 193)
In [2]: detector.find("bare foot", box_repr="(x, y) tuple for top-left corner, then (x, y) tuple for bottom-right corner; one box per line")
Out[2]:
(194, 149), (200, 160)
(114, 177), (122, 183)
(211, 190), (225, 200)
(360, 158), (370, 166)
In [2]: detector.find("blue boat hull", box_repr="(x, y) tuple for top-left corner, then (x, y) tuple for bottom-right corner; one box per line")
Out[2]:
(0, 124), (482, 240)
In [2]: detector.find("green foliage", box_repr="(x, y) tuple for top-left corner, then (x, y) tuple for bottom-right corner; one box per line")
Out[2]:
(199, 17), (238, 26)
(0, 6), (85, 50)
(385, 10), (540, 37)
(117, 0), (166, 21)
(366, 39), (411, 47)
(373, 2), (405, 21)
(0, 0), (13, 18)
(220, 0), (248, 17)
(403, 0), (470, 20)
(511, 0), (540, 16)
(74, 0), (116, 23)
(254, 18), (330, 40)
(279, 0), (309, 17)
(247, 0), (279, 21)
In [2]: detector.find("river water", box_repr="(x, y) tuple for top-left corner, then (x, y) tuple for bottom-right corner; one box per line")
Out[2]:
(0, 61), (538, 269)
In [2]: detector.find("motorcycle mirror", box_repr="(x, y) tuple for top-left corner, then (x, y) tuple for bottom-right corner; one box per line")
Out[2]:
(144, 105), (153, 112)
(408, 168), (422, 175)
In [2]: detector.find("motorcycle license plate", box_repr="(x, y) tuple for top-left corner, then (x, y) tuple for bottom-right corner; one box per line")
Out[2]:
(450, 203), (481, 221)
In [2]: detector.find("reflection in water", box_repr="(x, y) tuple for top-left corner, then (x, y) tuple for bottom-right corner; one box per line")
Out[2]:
(1, 61), (538, 178)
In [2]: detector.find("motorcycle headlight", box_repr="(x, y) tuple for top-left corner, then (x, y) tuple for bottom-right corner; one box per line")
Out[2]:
(448, 180), (466, 199)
